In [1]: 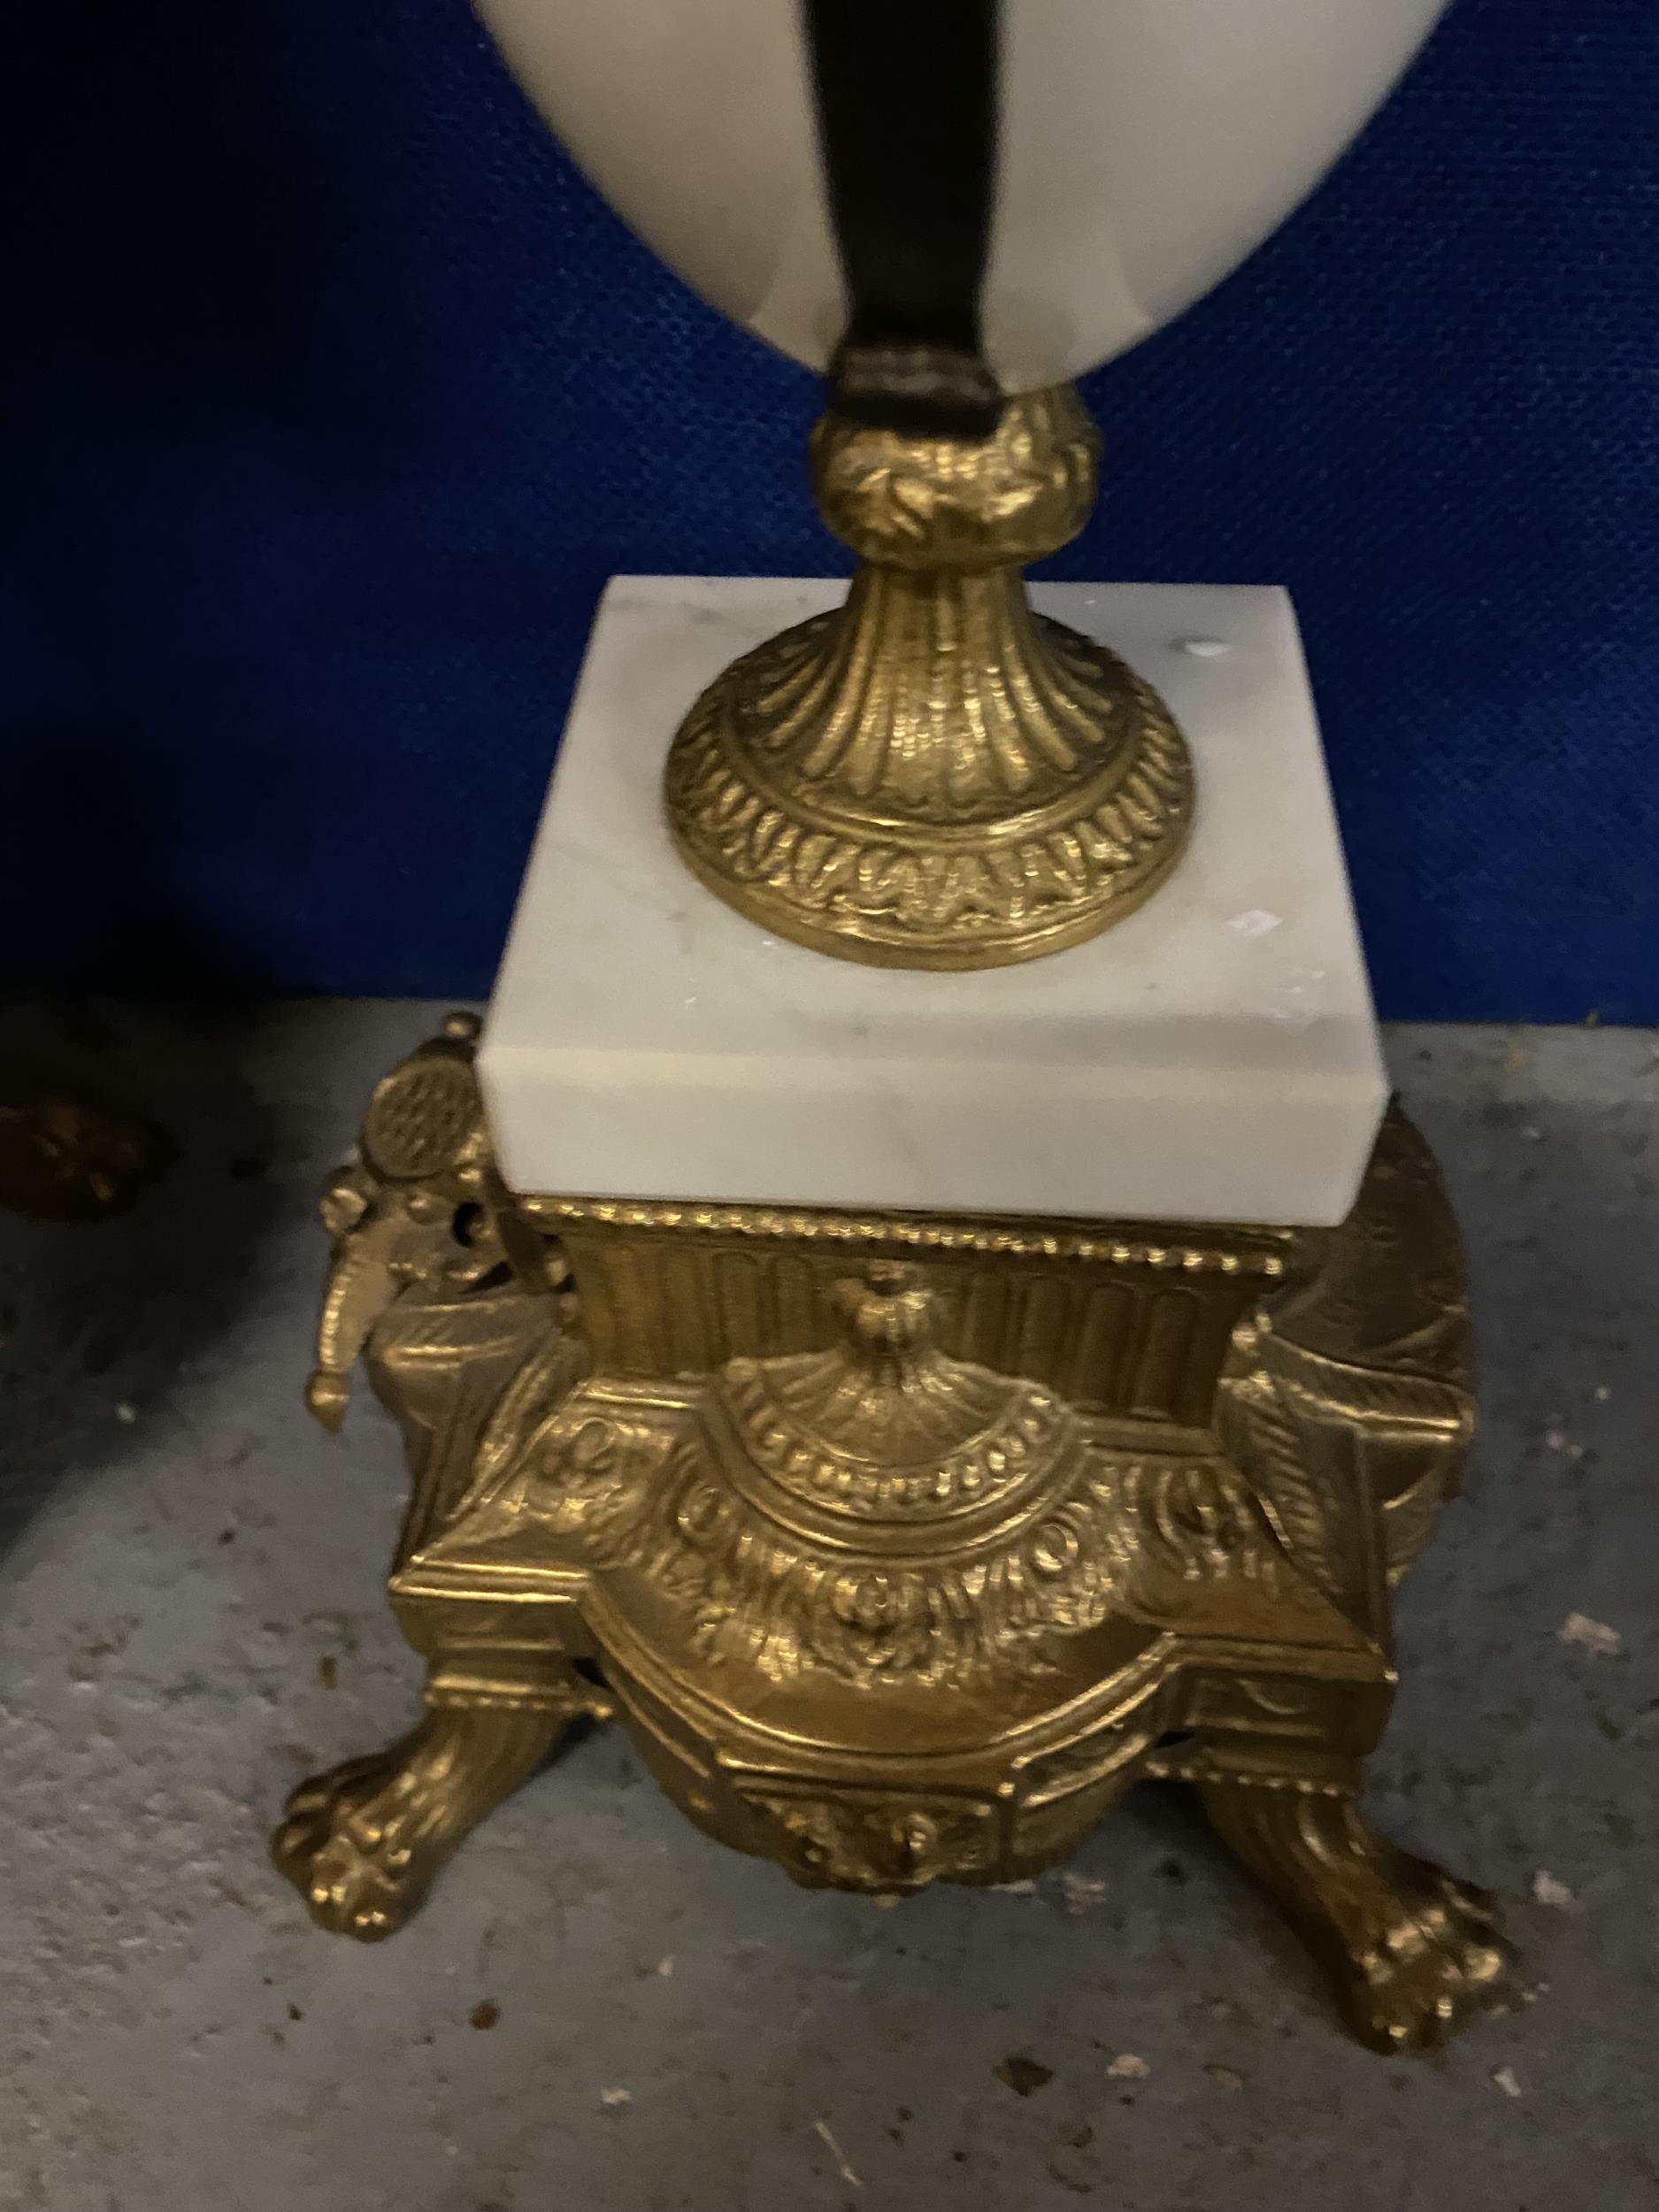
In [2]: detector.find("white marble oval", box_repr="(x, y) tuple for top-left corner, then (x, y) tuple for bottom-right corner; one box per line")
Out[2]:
(475, 0), (1447, 391)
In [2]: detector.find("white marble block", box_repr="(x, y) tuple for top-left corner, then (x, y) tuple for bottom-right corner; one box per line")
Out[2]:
(480, 577), (1386, 1227)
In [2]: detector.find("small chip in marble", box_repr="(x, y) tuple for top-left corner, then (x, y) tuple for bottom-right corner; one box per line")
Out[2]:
(1205, 2065), (1245, 2092)
(599, 2086), (632, 2108)
(1106, 2054), (1150, 2081)
(1493, 2067), (1523, 2099)
(1226, 908), (1282, 939)
(656, 1955), (676, 1977)
(1532, 1870), (1573, 1909)
(1559, 1612), (1624, 1658)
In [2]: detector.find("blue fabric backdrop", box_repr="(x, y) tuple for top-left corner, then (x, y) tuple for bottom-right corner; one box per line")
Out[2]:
(7, 1), (1657, 1017)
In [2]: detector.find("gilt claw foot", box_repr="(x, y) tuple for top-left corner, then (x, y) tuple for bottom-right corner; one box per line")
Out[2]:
(272, 1702), (568, 1940)
(1200, 1779), (1516, 2052)
(1344, 1860), (1511, 2051)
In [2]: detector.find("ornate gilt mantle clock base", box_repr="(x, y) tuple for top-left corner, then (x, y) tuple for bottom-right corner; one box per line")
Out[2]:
(273, 1018), (1512, 2052)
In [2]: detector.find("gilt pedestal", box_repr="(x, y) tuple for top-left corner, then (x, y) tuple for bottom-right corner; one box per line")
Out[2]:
(272, 582), (1511, 2051)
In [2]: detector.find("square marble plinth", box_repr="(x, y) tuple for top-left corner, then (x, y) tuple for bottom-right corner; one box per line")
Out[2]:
(480, 577), (1386, 1226)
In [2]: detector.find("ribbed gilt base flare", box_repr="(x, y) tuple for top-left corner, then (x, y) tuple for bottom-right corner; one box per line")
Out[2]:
(664, 385), (1194, 970)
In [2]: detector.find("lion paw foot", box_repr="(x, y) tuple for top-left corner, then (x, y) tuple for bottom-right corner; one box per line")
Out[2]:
(1200, 1778), (1516, 2052)
(272, 1734), (438, 1939)
(272, 1702), (565, 1940)
(1346, 1863), (1511, 2052)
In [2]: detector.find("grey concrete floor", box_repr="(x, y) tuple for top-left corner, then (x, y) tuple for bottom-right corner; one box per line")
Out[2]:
(0, 1003), (1655, 2212)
